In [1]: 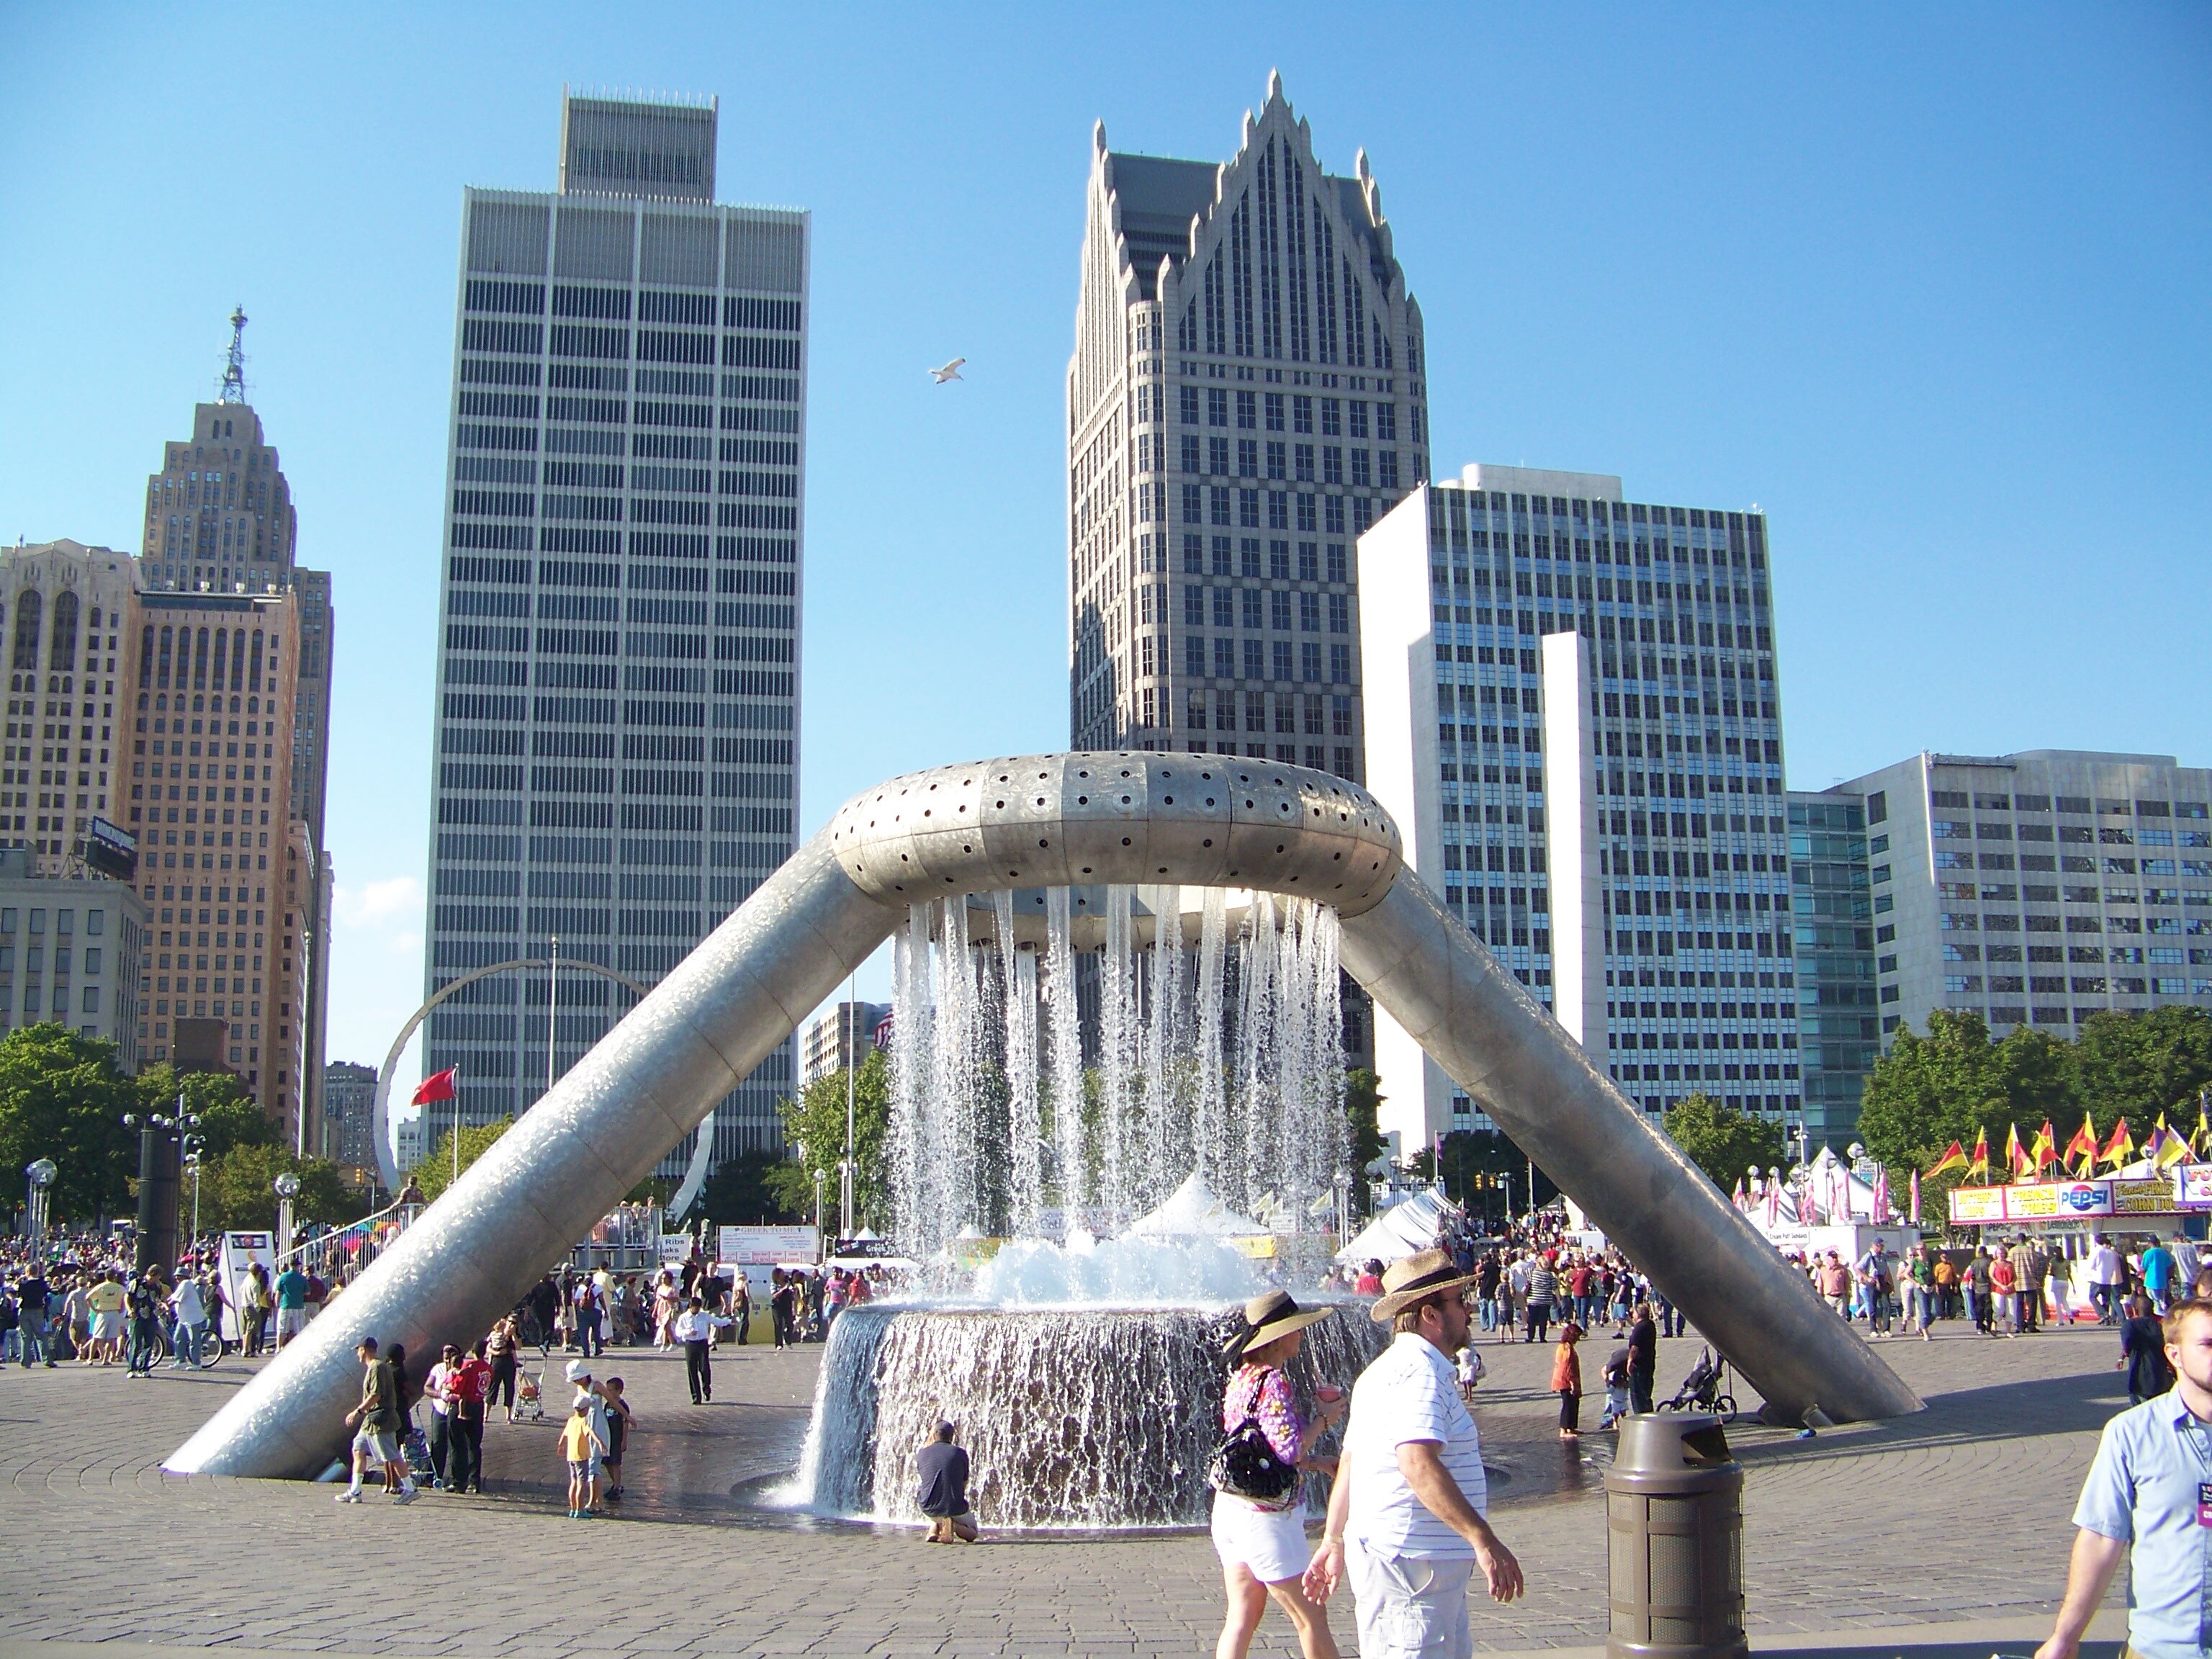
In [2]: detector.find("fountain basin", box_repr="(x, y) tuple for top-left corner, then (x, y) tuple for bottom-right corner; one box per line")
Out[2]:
(788, 1299), (1385, 1530)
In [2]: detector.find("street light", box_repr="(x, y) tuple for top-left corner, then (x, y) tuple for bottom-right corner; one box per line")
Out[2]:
(811, 1168), (826, 1264)
(25, 1157), (56, 1247)
(184, 1151), (204, 1256)
(274, 1172), (301, 1259)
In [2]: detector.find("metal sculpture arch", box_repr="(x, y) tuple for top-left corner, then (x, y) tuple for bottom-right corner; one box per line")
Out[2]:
(172, 754), (1917, 1478)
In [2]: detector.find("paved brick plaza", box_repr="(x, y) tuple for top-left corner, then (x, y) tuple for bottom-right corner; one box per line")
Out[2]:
(0, 1318), (2129, 1657)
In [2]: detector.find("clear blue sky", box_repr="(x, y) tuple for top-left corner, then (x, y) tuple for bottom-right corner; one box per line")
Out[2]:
(2, 6), (2206, 1091)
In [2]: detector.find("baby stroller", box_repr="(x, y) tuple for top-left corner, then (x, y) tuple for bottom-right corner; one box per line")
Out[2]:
(1659, 1345), (1738, 1422)
(400, 1408), (436, 1482)
(513, 1360), (547, 1423)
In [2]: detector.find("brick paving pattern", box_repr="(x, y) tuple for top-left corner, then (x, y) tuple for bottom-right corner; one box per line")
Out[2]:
(0, 1317), (2130, 1655)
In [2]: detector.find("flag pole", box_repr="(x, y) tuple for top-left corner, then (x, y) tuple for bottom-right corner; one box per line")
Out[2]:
(451, 1061), (463, 1189)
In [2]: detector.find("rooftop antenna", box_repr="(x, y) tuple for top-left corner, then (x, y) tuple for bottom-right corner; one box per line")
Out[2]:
(219, 305), (248, 404)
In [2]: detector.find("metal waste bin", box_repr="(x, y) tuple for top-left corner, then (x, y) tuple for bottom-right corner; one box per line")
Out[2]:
(1605, 1413), (1746, 1659)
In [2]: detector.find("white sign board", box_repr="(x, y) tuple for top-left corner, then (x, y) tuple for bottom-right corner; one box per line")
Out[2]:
(218, 1231), (275, 1345)
(659, 1233), (692, 1264)
(717, 1223), (819, 1264)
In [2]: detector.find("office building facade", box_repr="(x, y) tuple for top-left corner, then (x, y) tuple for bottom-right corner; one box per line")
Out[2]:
(424, 91), (806, 1165)
(799, 999), (887, 1086)
(1361, 467), (1794, 1148)
(1067, 73), (1426, 778)
(138, 347), (336, 1142)
(0, 850), (147, 1062)
(0, 541), (139, 865)
(1815, 750), (2212, 1049)
(323, 1059), (378, 1172)
(127, 587), (312, 1145)
(1786, 791), (1879, 1147)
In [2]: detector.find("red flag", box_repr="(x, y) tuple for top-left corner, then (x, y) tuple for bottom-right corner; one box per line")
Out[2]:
(411, 1067), (458, 1106)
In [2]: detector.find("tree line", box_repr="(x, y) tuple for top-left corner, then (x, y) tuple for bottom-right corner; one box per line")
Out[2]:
(0, 1023), (372, 1233)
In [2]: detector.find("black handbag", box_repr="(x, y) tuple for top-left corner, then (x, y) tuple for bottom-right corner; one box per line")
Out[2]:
(1208, 1369), (1300, 1503)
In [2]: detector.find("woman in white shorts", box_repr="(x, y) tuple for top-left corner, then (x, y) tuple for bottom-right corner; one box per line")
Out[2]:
(1211, 1290), (1349, 1659)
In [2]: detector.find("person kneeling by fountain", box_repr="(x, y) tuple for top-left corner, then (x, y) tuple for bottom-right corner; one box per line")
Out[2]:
(917, 1420), (979, 1543)
(1209, 1290), (1349, 1659)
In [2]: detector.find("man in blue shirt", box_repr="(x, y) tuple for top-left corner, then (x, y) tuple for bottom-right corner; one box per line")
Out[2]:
(2041, 1296), (2212, 1659)
(2143, 1242), (2178, 1315)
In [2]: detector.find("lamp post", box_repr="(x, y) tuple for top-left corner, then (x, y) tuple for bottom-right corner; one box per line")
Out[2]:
(812, 1168), (826, 1264)
(24, 1157), (56, 1247)
(274, 1172), (300, 1260)
(184, 1151), (203, 1259)
(123, 1112), (181, 1274)
(840, 976), (856, 1245)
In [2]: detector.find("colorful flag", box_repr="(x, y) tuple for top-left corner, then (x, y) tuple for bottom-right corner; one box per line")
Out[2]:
(2006, 1123), (2033, 1181)
(1873, 1165), (1891, 1220)
(1732, 1176), (1748, 1210)
(1928, 1141), (1968, 1177)
(1797, 1181), (1816, 1226)
(2196, 1094), (2211, 1160)
(2065, 1111), (2100, 1178)
(1765, 1177), (1783, 1228)
(2098, 1117), (2134, 1171)
(1910, 1168), (1923, 1226)
(411, 1067), (459, 1106)
(1967, 1128), (1990, 1182)
(2031, 1120), (2058, 1174)
(2155, 1112), (2191, 1170)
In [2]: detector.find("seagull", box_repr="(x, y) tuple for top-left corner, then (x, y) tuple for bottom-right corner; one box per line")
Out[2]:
(930, 358), (965, 384)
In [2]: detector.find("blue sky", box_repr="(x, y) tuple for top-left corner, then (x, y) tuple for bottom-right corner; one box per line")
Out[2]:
(2, 6), (2206, 1094)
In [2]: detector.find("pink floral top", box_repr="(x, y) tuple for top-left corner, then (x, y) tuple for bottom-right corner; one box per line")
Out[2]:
(1223, 1364), (1303, 1463)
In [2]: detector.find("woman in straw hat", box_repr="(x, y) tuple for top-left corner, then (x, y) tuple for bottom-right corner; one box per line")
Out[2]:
(1212, 1290), (1350, 1659)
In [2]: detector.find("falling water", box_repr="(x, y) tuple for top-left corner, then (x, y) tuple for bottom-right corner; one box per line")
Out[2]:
(794, 1301), (1383, 1529)
(884, 885), (1346, 1257)
(1045, 886), (1086, 1220)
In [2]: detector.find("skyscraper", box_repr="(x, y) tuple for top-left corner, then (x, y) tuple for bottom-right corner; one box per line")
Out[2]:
(424, 91), (806, 1166)
(1068, 73), (1427, 777)
(137, 315), (336, 1138)
(1360, 467), (1794, 1148)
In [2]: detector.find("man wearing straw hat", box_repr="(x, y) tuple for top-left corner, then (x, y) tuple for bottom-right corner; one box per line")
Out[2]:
(1305, 1249), (1523, 1658)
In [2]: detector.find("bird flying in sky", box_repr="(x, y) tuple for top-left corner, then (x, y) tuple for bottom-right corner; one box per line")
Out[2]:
(930, 358), (964, 383)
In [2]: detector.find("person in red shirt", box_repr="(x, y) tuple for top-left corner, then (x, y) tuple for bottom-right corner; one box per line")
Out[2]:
(444, 1340), (492, 1494)
(1354, 1259), (1385, 1296)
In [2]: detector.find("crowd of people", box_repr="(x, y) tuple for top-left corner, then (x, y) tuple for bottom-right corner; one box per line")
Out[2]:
(1787, 1231), (2205, 1342)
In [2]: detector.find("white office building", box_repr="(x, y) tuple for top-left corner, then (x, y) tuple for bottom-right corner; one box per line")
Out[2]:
(423, 91), (806, 1165)
(1361, 467), (1794, 1148)
(1814, 750), (2212, 1043)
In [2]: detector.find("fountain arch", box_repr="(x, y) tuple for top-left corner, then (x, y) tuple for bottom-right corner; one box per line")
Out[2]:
(168, 753), (1915, 1480)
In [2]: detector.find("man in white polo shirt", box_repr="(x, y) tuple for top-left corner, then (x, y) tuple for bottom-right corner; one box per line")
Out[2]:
(1305, 1248), (1524, 1657)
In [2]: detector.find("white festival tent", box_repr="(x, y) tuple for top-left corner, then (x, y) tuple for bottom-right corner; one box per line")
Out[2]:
(1336, 1187), (1462, 1264)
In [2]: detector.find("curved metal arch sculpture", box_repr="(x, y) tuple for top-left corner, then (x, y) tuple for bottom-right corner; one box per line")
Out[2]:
(369, 956), (657, 1192)
(171, 754), (1915, 1478)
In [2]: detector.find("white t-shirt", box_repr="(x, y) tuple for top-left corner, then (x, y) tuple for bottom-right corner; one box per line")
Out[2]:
(2088, 1245), (2124, 1286)
(1344, 1331), (1486, 1560)
(1506, 1259), (1532, 1296)
(423, 1362), (452, 1416)
(169, 1280), (204, 1323)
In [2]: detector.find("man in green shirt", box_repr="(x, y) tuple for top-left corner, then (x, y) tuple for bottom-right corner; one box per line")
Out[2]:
(336, 1337), (416, 1505)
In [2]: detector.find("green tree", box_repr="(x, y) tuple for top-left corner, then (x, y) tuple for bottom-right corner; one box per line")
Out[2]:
(1344, 1068), (1386, 1173)
(414, 1116), (516, 1202)
(1664, 1092), (1786, 1192)
(696, 1149), (802, 1228)
(2072, 1008), (2212, 1130)
(0, 1023), (138, 1223)
(1855, 1011), (2008, 1169)
(768, 1046), (891, 1228)
(194, 1143), (367, 1232)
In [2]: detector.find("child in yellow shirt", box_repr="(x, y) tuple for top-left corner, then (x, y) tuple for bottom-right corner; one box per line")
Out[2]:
(558, 1401), (606, 1519)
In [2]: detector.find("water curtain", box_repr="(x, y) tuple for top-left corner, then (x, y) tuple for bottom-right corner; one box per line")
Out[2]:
(886, 883), (1347, 1257)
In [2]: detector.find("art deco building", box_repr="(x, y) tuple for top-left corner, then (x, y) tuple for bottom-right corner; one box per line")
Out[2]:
(1067, 73), (1427, 779)
(423, 90), (806, 1166)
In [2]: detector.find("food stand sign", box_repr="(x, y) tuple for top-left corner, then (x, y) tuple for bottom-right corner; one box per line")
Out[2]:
(1948, 1187), (2009, 1224)
(2112, 1178), (2179, 1216)
(2180, 1166), (2212, 1208)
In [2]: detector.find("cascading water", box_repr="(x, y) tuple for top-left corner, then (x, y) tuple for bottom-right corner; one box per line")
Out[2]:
(788, 882), (1364, 1530)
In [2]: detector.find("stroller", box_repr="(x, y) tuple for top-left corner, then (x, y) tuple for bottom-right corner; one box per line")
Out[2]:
(513, 1360), (547, 1423)
(1659, 1344), (1738, 1423)
(400, 1408), (436, 1482)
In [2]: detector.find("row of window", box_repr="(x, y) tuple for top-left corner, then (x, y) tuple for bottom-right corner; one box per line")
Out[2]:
(1175, 434), (1399, 490)
(464, 282), (800, 334)
(1169, 585), (1351, 634)
(1175, 385), (1397, 441)
(1137, 635), (1354, 686)
(1180, 485), (1377, 536)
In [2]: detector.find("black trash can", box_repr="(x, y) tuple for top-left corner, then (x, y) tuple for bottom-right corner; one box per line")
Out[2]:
(1605, 1413), (1747, 1659)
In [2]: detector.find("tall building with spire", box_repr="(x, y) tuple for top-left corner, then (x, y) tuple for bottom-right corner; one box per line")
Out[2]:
(422, 90), (806, 1167)
(1067, 73), (1428, 778)
(132, 310), (333, 1146)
